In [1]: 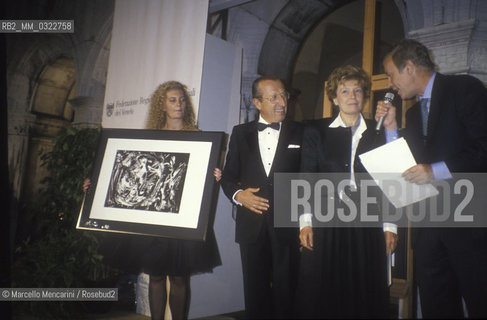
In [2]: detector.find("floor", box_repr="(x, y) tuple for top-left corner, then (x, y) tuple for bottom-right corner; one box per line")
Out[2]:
(89, 311), (244, 320)
(86, 309), (245, 320)
(11, 305), (245, 320)
(10, 293), (398, 319)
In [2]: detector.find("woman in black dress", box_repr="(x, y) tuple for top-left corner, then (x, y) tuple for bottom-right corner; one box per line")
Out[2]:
(297, 65), (397, 318)
(88, 81), (221, 320)
(141, 81), (221, 320)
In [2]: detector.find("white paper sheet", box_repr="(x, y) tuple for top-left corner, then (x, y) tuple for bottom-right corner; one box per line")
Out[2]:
(358, 138), (439, 208)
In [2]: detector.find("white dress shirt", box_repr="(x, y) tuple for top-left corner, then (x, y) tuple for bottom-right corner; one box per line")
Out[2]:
(258, 116), (281, 176)
(232, 116), (281, 205)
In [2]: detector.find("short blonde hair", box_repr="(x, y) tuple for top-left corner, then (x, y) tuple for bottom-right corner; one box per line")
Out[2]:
(145, 81), (197, 130)
(326, 65), (371, 105)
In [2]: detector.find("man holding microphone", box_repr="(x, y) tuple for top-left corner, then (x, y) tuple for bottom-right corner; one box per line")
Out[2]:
(376, 39), (487, 318)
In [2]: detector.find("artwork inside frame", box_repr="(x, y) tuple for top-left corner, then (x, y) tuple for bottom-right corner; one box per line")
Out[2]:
(77, 128), (225, 241)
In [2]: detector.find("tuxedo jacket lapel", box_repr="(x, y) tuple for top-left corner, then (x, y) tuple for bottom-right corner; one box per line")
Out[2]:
(245, 121), (268, 179)
(270, 120), (297, 176)
(270, 121), (286, 175)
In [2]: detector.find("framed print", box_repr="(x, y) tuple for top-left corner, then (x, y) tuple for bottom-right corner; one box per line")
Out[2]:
(77, 128), (225, 241)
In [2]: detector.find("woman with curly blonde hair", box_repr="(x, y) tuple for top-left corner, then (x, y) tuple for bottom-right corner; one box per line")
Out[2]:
(142, 81), (220, 320)
(146, 81), (197, 131)
(84, 81), (220, 320)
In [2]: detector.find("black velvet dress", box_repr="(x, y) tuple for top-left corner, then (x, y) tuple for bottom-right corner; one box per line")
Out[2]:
(98, 228), (221, 277)
(296, 117), (389, 318)
(141, 228), (221, 276)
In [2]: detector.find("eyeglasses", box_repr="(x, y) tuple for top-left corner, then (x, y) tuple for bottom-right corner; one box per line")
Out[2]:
(259, 91), (290, 103)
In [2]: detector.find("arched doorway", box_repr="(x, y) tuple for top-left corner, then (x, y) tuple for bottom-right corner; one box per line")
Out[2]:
(257, 0), (404, 121)
(292, 0), (404, 120)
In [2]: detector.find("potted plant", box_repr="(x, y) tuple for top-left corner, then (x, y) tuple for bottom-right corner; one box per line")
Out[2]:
(12, 126), (122, 318)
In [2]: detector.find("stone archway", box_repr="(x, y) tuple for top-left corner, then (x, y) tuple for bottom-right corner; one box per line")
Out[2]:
(8, 45), (77, 245)
(7, 34), (75, 202)
(257, 0), (405, 120)
(257, 0), (352, 84)
(30, 56), (75, 120)
(71, 14), (113, 127)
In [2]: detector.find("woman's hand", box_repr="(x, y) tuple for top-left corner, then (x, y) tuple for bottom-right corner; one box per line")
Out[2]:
(213, 168), (222, 182)
(83, 178), (91, 193)
(384, 231), (398, 255)
(299, 226), (314, 251)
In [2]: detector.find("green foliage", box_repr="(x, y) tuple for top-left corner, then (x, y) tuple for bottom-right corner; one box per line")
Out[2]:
(37, 126), (101, 229)
(12, 126), (118, 318)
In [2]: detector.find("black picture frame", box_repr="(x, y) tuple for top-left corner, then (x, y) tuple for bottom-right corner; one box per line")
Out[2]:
(77, 128), (225, 241)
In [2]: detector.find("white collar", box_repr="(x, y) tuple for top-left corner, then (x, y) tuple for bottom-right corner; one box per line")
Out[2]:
(258, 115), (282, 128)
(329, 113), (368, 136)
(258, 115), (268, 124)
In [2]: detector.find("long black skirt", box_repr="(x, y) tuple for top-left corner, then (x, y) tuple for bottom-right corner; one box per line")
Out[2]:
(295, 227), (389, 318)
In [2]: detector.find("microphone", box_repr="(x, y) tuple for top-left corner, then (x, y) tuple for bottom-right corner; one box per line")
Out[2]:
(375, 92), (395, 131)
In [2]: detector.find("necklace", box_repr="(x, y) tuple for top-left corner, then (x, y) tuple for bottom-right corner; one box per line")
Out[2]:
(350, 117), (360, 135)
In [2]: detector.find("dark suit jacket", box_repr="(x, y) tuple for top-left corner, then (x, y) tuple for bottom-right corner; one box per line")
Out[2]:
(301, 117), (385, 174)
(300, 117), (386, 225)
(403, 73), (487, 247)
(221, 119), (304, 244)
(402, 73), (487, 173)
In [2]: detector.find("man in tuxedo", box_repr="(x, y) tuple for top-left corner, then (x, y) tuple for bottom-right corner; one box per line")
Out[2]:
(220, 76), (303, 319)
(376, 39), (487, 318)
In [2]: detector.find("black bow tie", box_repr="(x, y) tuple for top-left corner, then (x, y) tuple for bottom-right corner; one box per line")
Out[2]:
(257, 122), (280, 131)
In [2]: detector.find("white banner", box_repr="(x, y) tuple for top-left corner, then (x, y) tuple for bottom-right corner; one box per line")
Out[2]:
(102, 0), (209, 129)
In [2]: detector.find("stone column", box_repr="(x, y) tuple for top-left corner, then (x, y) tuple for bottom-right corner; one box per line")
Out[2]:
(8, 112), (35, 250)
(241, 74), (259, 123)
(409, 19), (487, 82)
(69, 96), (103, 128)
(8, 112), (36, 200)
